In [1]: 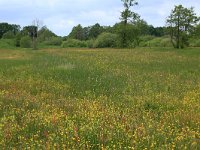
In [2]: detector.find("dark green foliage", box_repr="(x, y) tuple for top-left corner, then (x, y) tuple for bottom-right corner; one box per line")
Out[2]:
(37, 26), (57, 42)
(93, 32), (119, 48)
(120, 0), (139, 47)
(20, 36), (32, 48)
(149, 26), (166, 37)
(167, 5), (200, 49)
(114, 23), (140, 47)
(2, 31), (15, 39)
(62, 39), (87, 48)
(192, 24), (200, 38)
(68, 24), (85, 41)
(88, 23), (104, 39)
(15, 32), (22, 47)
(0, 23), (20, 38)
(133, 19), (150, 36)
(22, 26), (38, 38)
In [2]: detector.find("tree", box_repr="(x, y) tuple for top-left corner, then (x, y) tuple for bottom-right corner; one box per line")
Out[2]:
(0, 23), (20, 38)
(22, 25), (38, 48)
(148, 26), (166, 37)
(68, 24), (85, 40)
(32, 19), (43, 49)
(82, 27), (91, 40)
(192, 24), (200, 38)
(166, 5), (199, 48)
(88, 23), (104, 39)
(113, 22), (140, 48)
(94, 32), (119, 48)
(120, 0), (139, 47)
(37, 26), (57, 42)
(133, 19), (150, 36)
(2, 31), (15, 39)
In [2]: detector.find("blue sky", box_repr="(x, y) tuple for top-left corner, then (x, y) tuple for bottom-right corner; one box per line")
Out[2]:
(0, 0), (200, 36)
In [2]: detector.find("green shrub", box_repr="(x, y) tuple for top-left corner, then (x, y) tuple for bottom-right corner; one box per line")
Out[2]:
(189, 39), (200, 47)
(94, 32), (119, 48)
(0, 39), (16, 48)
(62, 39), (87, 48)
(139, 35), (154, 47)
(194, 39), (200, 47)
(86, 39), (95, 48)
(43, 37), (62, 46)
(149, 38), (163, 47)
(160, 38), (172, 47)
(15, 33), (22, 47)
(139, 36), (172, 47)
(20, 36), (32, 48)
(140, 35), (155, 42)
(2, 31), (15, 39)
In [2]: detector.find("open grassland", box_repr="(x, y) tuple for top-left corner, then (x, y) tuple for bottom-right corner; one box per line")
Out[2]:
(0, 47), (200, 149)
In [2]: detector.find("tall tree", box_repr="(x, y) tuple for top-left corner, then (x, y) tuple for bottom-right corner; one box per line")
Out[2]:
(89, 23), (103, 39)
(166, 5), (199, 48)
(21, 19), (42, 49)
(193, 24), (200, 38)
(22, 25), (38, 48)
(120, 0), (139, 47)
(37, 26), (57, 42)
(0, 23), (20, 38)
(68, 24), (85, 40)
(32, 19), (43, 49)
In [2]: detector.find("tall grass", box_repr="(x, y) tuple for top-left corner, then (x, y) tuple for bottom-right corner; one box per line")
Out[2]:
(0, 47), (200, 149)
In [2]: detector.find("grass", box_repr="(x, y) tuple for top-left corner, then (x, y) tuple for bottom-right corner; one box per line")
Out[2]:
(0, 47), (200, 149)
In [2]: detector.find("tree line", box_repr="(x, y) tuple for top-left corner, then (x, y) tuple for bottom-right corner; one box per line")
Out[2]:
(0, 0), (200, 49)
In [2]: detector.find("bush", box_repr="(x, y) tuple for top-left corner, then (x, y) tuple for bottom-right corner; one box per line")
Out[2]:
(15, 33), (22, 47)
(194, 39), (200, 47)
(43, 37), (62, 46)
(160, 38), (172, 47)
(86, 39), (95, 48)
(2, 31), (15, 39)
(94, 32), (119, 48)
(0, 39), (16, 48)
(62, 39), (87, 48)
(20, 36), (32, 48)
(139, 36), (172, 47)
(139, 35), (154, 46)
(140, 35), (155, 42)
(149, 38), (163, 47)
(189, 39), (200, 47)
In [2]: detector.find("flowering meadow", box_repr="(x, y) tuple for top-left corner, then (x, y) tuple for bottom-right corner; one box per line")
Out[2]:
(0, 48), (200, 149)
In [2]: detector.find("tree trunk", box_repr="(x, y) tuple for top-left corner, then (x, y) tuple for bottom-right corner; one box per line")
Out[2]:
(122, 20), (128, 48)
(32, 36), (37, 50)
(177, 15), (180, 49)
(170, 27), (176, 48)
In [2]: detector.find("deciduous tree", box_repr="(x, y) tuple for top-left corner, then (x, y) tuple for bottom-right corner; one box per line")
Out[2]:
(0, 23), (20, 38)
(120, 0), (139, 47)
(68, 24), (85, 41)
(166, 5), (199, 48)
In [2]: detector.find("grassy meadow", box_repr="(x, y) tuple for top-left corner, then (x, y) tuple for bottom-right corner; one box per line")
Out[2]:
(0, 47), (200, 149)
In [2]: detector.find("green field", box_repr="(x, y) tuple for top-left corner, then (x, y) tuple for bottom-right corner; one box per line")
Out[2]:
(0, 48), (200, 149)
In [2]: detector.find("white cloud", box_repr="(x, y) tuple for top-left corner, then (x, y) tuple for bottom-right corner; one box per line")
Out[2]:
(0, 0), (200, 36)
(78, 8), (121, 26)
(44, 15), (77, 35)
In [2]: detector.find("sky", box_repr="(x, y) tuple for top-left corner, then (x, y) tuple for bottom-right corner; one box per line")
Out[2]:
(0, 0), (200, 36)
